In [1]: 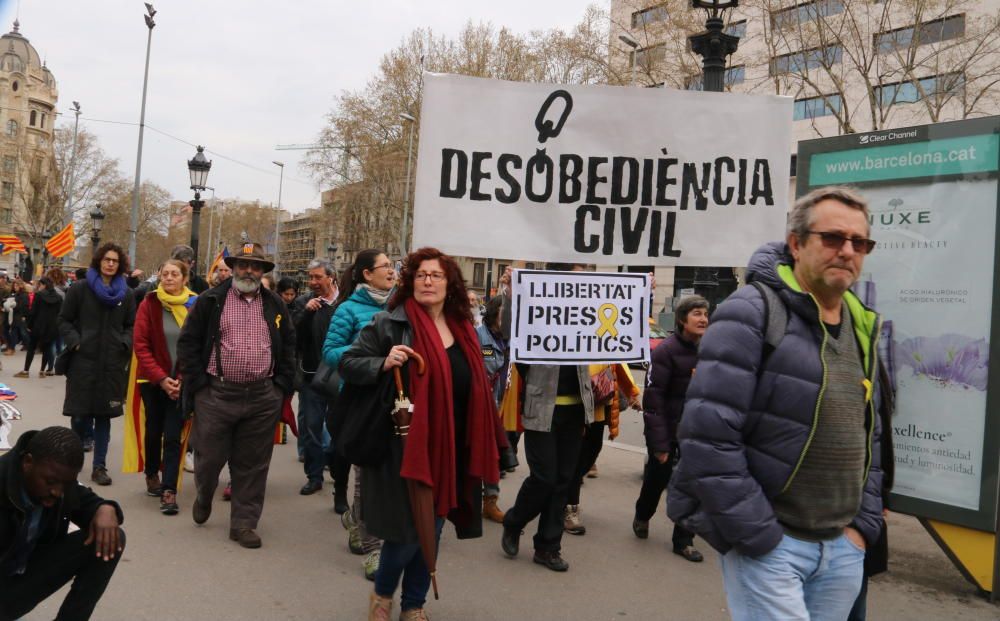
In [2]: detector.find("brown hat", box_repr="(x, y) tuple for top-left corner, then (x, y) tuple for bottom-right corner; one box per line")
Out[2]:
(224, 242), (275, 273)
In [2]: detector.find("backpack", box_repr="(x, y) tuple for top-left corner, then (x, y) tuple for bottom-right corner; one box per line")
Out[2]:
(750, 281), (788, 366)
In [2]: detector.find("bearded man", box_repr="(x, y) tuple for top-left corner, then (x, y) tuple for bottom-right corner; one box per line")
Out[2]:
(177, 243), (295, 548)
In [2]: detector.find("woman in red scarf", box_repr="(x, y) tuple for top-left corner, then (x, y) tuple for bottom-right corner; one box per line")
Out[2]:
(340, 247), (505, 621)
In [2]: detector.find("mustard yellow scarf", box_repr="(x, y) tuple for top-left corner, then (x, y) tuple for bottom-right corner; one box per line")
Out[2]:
(156, 285), (195, 326)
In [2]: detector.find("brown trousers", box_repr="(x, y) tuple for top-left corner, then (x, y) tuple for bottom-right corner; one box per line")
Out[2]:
(193, 377), (283, 530)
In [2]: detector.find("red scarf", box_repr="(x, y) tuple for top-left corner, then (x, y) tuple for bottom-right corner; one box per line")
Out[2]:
(401, 297), (501, 517)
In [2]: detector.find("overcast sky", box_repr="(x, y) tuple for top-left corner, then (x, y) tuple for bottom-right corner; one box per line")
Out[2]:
(2, 0), (595, 215)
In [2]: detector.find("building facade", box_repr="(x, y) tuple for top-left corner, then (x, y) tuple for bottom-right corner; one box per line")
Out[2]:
(609, 0), (1000, 308)
(0, 20), (58, 274)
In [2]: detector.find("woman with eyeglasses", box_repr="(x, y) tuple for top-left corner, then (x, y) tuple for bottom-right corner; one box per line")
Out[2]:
(341, 247), (504, 621)
(58, 242), (137, 487)
(323, 248), (397, 581)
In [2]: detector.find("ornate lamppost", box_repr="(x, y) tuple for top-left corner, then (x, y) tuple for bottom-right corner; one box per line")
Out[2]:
(689, 0), (741, 93)
(187, 145), (212, 270)
(89, 203), (105, 256)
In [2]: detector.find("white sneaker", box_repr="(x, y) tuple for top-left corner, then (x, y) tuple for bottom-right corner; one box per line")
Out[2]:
(184, 452), (195, 473)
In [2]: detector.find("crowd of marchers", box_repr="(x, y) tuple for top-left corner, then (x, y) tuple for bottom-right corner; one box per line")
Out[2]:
(0, 184), (894, 621)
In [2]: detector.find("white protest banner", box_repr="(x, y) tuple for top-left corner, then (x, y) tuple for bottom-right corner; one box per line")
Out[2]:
(412, 73), (793, 265)
(510, 270), (650, 365)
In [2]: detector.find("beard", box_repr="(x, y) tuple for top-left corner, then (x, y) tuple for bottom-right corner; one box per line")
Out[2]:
(234, 273), (261, 294)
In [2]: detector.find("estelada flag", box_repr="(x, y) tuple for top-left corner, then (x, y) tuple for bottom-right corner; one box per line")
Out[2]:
(45, 223), (75, 258)
(207, 246), (230, 279)
(0, 235), (26, 255)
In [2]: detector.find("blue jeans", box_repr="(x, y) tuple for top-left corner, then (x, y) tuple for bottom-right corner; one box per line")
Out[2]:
(374, 518), (444, 611)
(72, 417), (110, 468)
(720, 533), (864, 621)
(297, 385), (329, 483)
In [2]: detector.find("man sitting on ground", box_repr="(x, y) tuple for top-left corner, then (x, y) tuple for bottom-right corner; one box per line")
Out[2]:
(0, 426), (125, 621)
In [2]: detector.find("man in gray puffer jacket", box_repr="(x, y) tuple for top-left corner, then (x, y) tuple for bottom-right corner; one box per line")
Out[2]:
(668, 186), (884, 621)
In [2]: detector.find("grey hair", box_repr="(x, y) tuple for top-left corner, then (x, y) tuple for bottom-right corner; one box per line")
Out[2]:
(787, 186), (869, 242)
(307, 259), (335, 277)
(675, 294), (709, 331)
(170, 244), (195, 263)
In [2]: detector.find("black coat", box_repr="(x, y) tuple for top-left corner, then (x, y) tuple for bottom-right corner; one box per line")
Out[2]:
(0, 431), (124, 576)
(340, 306), (484, 544)
(177, 279), (296, 417)
(12, 291), (28, 329)
(27, 287), (61, 344)
(292, 292), (337, 379)
(58, 280), (136, 418)
(641, 332), (698, 454)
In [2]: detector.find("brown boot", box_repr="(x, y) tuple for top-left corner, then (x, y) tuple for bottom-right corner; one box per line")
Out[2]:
(368, 592), (393, 621)
(483, 494), (505, 523)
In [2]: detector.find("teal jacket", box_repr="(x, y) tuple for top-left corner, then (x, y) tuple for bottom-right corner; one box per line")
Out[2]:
(322, 287), (388, 370)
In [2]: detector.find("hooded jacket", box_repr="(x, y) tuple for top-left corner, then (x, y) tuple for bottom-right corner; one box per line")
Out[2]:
(0, 431), (124, 576)
(27, 287), (61, 344)
(322, 287), (387, 370)
(666, 242), (884, 557)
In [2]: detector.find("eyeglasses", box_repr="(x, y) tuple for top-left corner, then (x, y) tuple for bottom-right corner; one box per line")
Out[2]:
(101, 257), (119, 264)
(806, 231), (876, 255)
(370, 263), (394, 272)
(414, 271), (446, 283)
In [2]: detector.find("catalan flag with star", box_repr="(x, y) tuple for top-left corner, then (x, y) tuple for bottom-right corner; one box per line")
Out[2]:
(44, 223), (75, 258)
(0, 234), (26, 255)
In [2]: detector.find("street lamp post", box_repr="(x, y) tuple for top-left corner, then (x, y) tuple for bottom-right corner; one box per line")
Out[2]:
(272, 161), (284, 278)
(689, 0), (740, 298)
(688, 0), (740, 93)
(187, 146), (213, 272)
(89, 204), (105, 256)
(128, 2), (157, 264)
(64, 101), (82, 229)
(399, 113), (416, 256)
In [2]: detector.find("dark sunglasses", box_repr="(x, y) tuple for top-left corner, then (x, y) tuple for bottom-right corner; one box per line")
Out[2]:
(806, 230), (876, 255)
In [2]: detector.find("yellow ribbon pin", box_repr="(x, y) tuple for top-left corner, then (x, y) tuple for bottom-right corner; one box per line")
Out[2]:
(862, 378), (872, 403)
(275, 314), (282, 329)
(595, 304), (619, 338)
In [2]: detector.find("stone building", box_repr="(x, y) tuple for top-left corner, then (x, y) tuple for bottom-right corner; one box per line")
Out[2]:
(0, 20), (58, 274)
(609, 0), (1000, 310)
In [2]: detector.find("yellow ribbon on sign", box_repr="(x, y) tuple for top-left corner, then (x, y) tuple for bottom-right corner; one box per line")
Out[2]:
(595, 304), (619, 338)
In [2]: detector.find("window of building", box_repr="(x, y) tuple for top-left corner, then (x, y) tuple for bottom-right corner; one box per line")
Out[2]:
(793, 94), (843, 120)
(5, 120), (16, 138)
(3, 156), (15, 173)
(686, 65), (746, 90)
(10, 81), (17, 92)
(473, 262), (485, 287)
(2, 182), (13, 200)
(631, 4), (669, 29)
(770, 45), (843, 75)
(524, 262), (536, 269)
(40, 113), (45, 129)
(771, 0), (845, 29)
(28, 110), (35, 127)
(0, 208), (10, 224)
(725, 20), (747, 39)
(632, 43), (666, 69)
(875, 73), (965, 106)
(875, 14), (965, 54)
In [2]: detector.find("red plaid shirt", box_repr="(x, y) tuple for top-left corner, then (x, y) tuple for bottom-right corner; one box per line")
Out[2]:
(207, 286), (273, 382)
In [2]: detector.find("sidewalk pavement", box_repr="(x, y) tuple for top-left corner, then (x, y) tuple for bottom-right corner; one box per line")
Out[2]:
(1, 351), (996, 620)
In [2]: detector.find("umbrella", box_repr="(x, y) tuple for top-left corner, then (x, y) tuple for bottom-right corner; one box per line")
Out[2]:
(391, 352), (442, 600)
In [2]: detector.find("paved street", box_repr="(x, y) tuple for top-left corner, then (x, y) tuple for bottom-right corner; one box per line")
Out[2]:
(2, 351), (997, 620)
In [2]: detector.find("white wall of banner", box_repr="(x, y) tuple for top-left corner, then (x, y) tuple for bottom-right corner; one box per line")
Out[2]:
(412, 73), (793, 265)
(509, 270), (650, 365)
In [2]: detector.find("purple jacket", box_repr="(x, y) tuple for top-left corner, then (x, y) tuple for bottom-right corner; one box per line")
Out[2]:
(642, 332), (698, 454)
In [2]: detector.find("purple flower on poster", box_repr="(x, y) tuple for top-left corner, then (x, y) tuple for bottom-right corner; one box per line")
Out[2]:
(897, 334), (989, 391)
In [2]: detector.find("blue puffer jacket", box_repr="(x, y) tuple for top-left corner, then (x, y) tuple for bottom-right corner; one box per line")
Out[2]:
(322, 287), (387, 369)
(667, 241), (884, 558)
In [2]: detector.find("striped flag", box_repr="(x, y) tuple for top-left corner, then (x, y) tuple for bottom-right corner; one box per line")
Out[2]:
(44, 223), (75, 258)
(207, 246), (230, 278)
(0, 235), (26, 255)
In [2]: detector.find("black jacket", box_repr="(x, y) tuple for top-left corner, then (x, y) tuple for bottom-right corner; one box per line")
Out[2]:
(340, 306), (484, 543)
(0, 431), (124, 576)
(58, 280), (136, 418)
(292, 292), (337, 379)
(642, 332), (698, 455)
(177, 278), (296, 416)
(27, 287), (61, 344)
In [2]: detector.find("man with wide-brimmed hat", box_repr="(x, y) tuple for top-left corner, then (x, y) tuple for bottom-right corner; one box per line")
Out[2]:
(177, 242), (295, 548)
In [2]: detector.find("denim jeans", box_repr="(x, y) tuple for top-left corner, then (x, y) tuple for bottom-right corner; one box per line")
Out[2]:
(70, 416), (94, 443)
(374, 518), (444, 611)
(297, 385), (329, 483)
(720, 533), (865, 621)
